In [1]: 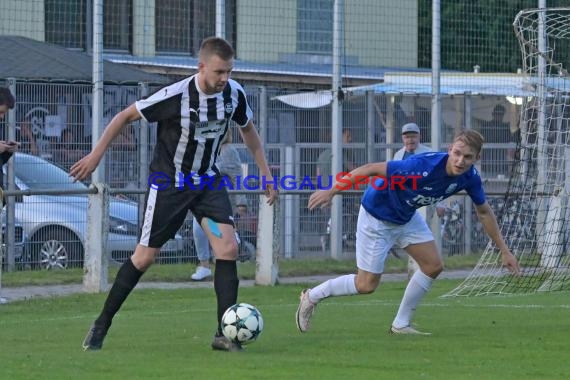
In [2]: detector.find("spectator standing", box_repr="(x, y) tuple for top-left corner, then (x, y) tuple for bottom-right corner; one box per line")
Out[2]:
(109, 124), (137, 188)
(478, 104), (514, 177)
(316, 128), (355, 185)
(316, 128), (356, 251)
(393, 122), (432, 159)
(51, 128), (86, 171)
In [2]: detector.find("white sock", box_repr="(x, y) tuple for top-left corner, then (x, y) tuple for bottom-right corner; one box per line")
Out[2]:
(308, 274), (358, 303)
(392, 270), (433, 328)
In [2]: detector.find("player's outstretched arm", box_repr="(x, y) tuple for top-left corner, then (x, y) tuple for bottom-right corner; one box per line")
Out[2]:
(308, 162), (387, 210)
(239, 121), (278, 205)
(70, 104), (141, 182)
(475, 202), (521, 275)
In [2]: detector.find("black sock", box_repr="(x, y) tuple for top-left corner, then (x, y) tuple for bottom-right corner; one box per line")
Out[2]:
(95, 258), (144, 329)
(214, 259), (239, 335)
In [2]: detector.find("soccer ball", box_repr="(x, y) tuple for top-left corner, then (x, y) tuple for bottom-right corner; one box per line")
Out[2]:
(221, 303), (264, 345)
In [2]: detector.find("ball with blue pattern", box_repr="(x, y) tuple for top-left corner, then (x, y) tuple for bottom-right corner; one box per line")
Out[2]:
(221, 303), (264, 345)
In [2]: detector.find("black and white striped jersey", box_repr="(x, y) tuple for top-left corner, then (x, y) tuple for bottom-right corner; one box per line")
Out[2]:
(135, 75), (253, 187)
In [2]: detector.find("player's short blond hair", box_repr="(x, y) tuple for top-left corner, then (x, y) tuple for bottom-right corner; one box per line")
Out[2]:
(453, 130), (484, 155)
(199, 37), (235, 62)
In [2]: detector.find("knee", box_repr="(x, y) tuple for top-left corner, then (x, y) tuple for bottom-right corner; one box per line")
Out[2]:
(214, 239), (239, 260)
(355, 278), (379, 294)
(131, 246), (158, 271)
(356, 285), (376, 295)
(422, 260), (444, 279)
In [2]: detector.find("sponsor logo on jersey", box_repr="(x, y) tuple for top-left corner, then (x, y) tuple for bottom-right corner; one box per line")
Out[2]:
(445, 183), (457, 193)
(408, 194), (446, 207)
(225, 102), (233, 115)
(194, 121), (224, 139)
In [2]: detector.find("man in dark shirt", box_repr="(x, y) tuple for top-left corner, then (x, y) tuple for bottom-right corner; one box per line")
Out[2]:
(479, 104), (513, 176)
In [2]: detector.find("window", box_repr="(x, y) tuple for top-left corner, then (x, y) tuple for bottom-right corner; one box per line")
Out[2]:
(45, 0), (86, 49)
(45, 0), (132, 52)
(297, 0), (333, 54)
(155, 0), (236, 56)
(104, 0), (132, 51)
(156, 0), (214, 55)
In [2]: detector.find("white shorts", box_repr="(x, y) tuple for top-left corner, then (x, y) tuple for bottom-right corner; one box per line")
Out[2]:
(355, 206), (434, 274)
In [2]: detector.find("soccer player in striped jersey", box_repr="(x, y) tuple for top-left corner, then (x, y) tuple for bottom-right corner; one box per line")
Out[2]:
(72, 37), (277, 352)
(296, 130), (520, 335)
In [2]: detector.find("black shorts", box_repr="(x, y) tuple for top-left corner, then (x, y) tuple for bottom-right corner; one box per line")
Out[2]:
(139, 176), (234, 248)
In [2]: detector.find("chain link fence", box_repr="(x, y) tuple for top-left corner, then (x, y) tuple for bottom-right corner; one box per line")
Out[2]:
(1, 1), (552, 275)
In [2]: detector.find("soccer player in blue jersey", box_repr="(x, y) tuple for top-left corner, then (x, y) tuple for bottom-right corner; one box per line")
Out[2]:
(296, 130), (520, 335)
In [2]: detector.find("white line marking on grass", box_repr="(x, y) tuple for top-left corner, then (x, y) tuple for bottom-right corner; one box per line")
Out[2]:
(2, 300), (570, 327)
(0, 307), (214, 326)
(323, 300), (570, 309)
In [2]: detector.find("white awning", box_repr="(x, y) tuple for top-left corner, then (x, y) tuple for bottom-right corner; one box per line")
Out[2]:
(273, 72), (553, 109)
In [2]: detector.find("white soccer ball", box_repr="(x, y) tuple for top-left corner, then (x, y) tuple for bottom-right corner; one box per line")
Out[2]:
(221, 303), (264, 345)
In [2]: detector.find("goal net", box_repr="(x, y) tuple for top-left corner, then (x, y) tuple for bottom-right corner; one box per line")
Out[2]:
(445, 8), (570, 297)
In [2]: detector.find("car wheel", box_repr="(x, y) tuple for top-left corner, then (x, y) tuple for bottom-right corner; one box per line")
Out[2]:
(30, 229), (84, 270)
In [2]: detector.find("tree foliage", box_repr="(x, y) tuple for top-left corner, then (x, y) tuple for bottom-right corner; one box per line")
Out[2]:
(418, 0), (556, 73)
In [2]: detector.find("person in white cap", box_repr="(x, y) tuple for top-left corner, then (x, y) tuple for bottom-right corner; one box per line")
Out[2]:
(394, 123), (432, 159)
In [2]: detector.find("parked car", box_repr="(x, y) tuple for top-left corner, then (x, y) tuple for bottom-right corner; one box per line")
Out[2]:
(6, 152), (184, 270)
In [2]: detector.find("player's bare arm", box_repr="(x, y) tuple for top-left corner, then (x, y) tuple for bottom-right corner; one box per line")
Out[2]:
(308, 162), (388, 210)
(239, 121), (278, 205)
(70, 104), (141, 181)
(475, 202), (521, 275)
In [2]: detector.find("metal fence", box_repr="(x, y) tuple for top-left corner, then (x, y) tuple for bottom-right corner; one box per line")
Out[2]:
(0, 79), (518, 272)
(1, 1), (541, 276)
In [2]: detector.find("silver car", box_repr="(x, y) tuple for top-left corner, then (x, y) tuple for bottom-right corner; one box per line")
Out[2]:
(7, 152), (184, 269)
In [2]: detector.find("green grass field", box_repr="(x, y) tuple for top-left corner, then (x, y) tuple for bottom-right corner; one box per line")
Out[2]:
(0, 254), (482, 287)
(1, 279), (569, 380)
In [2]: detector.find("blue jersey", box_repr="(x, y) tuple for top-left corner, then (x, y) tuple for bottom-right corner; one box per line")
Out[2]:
(361, 152), (486, 224)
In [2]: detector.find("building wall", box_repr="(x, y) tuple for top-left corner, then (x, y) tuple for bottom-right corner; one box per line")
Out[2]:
(236, 0), (297, 63)
(236, 0), (417, 67)
(0, 0), (45, 41)
(344, 0), (417, 67)
(132, 0), (155, 57)
(0, 1), (417, 69)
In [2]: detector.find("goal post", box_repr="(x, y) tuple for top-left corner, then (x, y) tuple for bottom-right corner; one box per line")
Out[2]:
(445, 7), (570, 297)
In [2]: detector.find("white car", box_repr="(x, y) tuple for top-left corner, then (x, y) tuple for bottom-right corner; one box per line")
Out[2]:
(7, 153), (184, 269)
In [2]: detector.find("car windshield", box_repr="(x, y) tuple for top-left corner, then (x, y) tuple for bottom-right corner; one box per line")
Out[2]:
(14, 153), (87, 191)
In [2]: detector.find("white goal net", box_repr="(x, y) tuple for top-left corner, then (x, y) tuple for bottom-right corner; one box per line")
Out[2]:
(445, 8), (570, 296)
